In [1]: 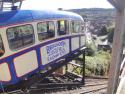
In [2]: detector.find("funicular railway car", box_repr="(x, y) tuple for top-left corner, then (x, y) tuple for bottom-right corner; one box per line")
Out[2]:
(0, 10), (85, 89)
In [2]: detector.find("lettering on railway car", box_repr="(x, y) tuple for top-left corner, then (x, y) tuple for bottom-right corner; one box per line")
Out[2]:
(41, 39), (69, 65)
(46, 41), (66, 62)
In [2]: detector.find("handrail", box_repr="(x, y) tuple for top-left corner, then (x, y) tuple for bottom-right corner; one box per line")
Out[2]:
(116, 57), (125, 94)
(120, 57), (125, 71)
(0, 0), (23, 11)
(120, 57), (125, 77)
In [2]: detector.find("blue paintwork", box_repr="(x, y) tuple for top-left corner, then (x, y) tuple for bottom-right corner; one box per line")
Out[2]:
(0, 9), (84, 89)
(0, 10), (83, 27)
(0, 34), (85, 88)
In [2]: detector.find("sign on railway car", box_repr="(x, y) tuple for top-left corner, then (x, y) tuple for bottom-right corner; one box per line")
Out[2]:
(0, 9), (84, 91)
(41, 39), (70, 65)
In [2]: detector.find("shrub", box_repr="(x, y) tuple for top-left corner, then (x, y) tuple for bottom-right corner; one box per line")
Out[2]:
(85, 43), (97, 56)
(98, 26), (108, 36)
(85, 50), (111, 76)
(107, 28), (114, 43)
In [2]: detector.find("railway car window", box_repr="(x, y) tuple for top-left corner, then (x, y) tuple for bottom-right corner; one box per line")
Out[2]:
(48, 22), (55, 38)
(37, 21), (55, 41)
(0, 35), (5, 56)
(70, 21), (75, 33)
(71, 21), (81, 33)
(7, 25), (34, 50)
(74, 22), (81, 33)
(37, 22), (48, 40)
(58, 20), (68, 35)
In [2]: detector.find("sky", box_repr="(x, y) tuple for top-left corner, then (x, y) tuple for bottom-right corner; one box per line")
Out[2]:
(21, 0), (114, 10)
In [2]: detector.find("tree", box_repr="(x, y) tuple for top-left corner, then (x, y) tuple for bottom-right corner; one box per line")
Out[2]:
(98, 26), (108, 36)
(85, 43), (96, 56)
(108, 28), (114, 43)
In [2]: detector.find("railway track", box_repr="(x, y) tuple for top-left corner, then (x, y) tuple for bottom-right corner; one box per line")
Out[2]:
(59, 83), (107, 94)
(3, 72), (108, 94)
(4, 82), (107, 94)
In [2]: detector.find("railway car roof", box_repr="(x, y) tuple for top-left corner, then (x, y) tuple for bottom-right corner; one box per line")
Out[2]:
(0, 10), (83, 27)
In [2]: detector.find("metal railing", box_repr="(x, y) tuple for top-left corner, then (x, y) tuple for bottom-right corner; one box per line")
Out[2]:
(115, 57), (125, 94)
(0, 0), (23, 11)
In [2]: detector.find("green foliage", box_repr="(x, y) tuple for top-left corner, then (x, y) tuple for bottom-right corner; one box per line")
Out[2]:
(107, 27), (125, 46)
(85, 50), (111, 76)
(85, 56), (96, 76)
(98, 26), (108, 36)
(107, 27), (114, 43)
(85, 68), (92, 76)
(85, 43), (97, 56)
(74, 67), (82, 75)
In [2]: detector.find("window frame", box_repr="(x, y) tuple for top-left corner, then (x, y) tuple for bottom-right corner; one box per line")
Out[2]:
(6, 24), (35, 51)
(57, 20), (69, 36)
(70, 20), (82, 33)
(0, 34), (5, 57)
(37, 21), (55, 41)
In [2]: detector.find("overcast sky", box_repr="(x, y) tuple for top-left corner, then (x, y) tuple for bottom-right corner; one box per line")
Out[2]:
(21, 0), (114, 10)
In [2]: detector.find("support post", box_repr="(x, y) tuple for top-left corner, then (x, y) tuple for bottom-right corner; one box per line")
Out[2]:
(19, 0), (22, 9)
(82, 49), (85, 85)
(107, 9), (125, 94)
(0, 2), (3, 11)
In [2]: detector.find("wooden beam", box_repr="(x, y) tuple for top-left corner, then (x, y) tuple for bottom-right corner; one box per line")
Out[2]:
(108, 0), (125, 10)
(107, 9), (125, 94)
(108, 0), (121, 10)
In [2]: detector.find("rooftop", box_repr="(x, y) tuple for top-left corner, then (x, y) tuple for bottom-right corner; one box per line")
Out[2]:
(0, 10), (83, 27)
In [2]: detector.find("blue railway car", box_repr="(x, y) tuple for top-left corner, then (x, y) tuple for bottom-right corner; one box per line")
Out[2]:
(0, 10), (85, 88)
